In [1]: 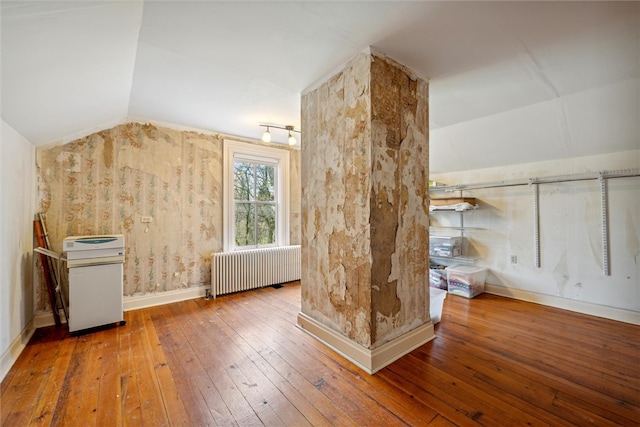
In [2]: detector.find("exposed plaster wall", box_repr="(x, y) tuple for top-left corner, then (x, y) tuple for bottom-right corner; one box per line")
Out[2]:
(301, 53), (374, 347)
(370, 54), (430, 344)
(36, 122), (300, 308)
(301, 51), (429, 349)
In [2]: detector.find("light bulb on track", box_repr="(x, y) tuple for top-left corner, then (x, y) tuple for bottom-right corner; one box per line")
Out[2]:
(258, 123), (300, 146)
(261, 127), (272, 143)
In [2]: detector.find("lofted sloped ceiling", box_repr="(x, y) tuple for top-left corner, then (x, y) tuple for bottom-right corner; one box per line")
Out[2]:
(1, 1), (638, 174)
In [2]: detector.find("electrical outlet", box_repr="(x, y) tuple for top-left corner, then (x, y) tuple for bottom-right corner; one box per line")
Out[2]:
(141, 216), (153, 223)
(510, 255), (518, 264)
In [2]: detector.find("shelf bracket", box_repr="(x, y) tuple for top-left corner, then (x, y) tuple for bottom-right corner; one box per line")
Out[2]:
(531, 181), (541, 268)
(599, 173), (610, 276)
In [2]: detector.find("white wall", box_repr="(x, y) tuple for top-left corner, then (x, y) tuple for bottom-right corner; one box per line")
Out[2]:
(431, 150), (640, 324)
(1, 120), (36, 381)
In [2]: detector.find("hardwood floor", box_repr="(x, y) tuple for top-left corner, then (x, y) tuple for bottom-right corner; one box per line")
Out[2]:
(2, 282), (639, 426)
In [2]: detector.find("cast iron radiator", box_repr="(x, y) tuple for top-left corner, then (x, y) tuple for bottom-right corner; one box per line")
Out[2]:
(211, 245), (301, 298)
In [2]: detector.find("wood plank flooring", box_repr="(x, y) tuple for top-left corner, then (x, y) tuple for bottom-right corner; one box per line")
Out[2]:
(2, 282), (639, 426)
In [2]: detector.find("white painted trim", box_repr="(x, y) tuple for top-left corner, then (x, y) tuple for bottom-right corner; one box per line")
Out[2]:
(33, 310), (66, 329)
(296, 312), (435, 374)
(123, 285), (208, 311)
(369, 323), (436, 372)
(222, 139), (290, 252)
(485, 284), (640, 325)
(0, 319), (36, 383)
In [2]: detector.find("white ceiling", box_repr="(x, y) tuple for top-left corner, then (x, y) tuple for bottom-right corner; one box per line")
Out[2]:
(2, 1), (638, 174)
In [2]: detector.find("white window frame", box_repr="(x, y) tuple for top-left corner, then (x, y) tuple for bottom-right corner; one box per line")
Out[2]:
(223, 139), (290, 252)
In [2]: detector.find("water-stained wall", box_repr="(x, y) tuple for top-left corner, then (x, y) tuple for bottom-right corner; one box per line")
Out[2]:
(370, 53), (430, 345)
(300, 51), (429, 349)
(36, 122), (300, 309)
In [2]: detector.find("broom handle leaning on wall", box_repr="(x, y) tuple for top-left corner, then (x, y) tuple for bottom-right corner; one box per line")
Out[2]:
(34, 217), (61, 326)
(38, 213), (68, 323)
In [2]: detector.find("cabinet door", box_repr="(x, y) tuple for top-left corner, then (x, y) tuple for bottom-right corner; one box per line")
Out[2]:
(68, 263), (123, 332)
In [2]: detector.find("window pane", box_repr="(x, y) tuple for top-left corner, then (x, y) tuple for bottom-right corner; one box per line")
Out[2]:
(235, 203), (255, 246)
(233, 161), (254, 201)
(256, 204), (276, 245)
(255, 164), (275, 202)
(224, 140), (289, 252)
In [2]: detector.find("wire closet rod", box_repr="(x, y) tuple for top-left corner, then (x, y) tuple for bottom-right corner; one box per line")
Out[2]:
(430, 168), (640, 192)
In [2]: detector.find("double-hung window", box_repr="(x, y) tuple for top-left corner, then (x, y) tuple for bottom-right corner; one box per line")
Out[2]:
(223, 140), (290, 251)
(233, 159), (276, 246)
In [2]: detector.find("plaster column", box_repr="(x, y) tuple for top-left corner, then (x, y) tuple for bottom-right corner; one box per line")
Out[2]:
(297, 50), (431, 374)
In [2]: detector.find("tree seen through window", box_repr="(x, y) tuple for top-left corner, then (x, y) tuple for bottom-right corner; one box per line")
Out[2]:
(233, 161), (276, 247)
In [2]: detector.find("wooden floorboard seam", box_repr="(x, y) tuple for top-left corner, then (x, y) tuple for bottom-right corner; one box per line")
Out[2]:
(2, 282), (639, 426)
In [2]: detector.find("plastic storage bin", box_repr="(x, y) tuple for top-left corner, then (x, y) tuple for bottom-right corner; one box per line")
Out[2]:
(430, 236), (463, 246)
(430, 236), (463, 257)
(446, 265), (488, 298)
(430, 287), (447, 324)
(429, 265), (448, 289)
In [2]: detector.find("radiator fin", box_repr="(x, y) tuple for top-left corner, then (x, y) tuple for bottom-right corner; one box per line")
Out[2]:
(212, 245), (301, 298)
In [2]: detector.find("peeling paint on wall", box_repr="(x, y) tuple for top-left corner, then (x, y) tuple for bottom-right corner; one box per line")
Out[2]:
(301, 51), (429, 349)
(35, 122), (300, 310)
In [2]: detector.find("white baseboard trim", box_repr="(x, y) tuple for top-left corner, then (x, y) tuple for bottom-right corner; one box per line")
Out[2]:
(0, 319), (37, 383)
(296, 312), (435, 374)
(28, 287), (210, 330)
(485, 284), (640, 325)
(124, 285), (208, 311)
(32, 310), (66, 329)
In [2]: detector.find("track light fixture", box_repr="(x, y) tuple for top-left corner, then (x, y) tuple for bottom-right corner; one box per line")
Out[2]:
(259, 123), (300, 146)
